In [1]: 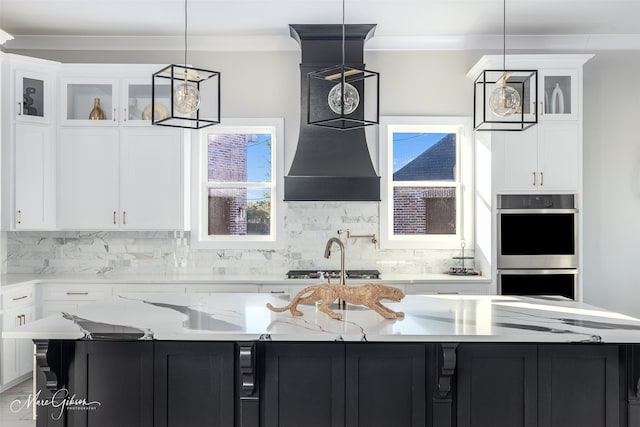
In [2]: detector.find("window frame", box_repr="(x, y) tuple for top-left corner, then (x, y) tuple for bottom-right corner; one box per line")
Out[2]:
(379, 116), (474, 249)
(191, 118), (284, 249)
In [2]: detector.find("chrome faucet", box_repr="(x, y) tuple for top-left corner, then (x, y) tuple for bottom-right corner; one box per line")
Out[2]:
(324, 237), (346, 309)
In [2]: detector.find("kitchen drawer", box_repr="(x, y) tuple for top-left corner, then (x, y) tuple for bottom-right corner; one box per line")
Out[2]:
(112, 285), (185, 296)
(1, 286), (35, 310)
(185, 284), (260, 294)
(41, 285), (111, 301)
(405, 284), (487, 295)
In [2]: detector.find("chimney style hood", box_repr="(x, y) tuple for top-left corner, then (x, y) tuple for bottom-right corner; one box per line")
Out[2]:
(285, 24), (381, 201)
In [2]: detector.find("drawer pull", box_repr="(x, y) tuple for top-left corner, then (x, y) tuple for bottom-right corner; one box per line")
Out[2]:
(12, 295), (28, 301)
(66, 292), (89, 295)
(437, 291), (460, 295)
(269, 290), (286, 294)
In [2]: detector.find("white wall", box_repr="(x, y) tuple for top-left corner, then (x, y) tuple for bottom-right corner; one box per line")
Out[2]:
(582, 51), (640, 318)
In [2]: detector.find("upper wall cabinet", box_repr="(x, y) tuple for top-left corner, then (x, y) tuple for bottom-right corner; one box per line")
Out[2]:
(15, 69), (54, 124)
(539, 69), (579, 121)
(61, 78), (119, 125)
(58, 64), (172, 127)
(2, 54), (58, 230)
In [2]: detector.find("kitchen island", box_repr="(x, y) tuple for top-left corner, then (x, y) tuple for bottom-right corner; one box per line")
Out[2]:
(5, 292), (640, 427)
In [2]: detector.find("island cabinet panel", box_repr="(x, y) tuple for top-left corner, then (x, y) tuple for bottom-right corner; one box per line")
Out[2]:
(261, 342), (429, 427)
(153, 342), (235, 427)
(67, 341), (154, 427)
(456, 344), (538, 427)
(538, 344), (620, 427)
(457, 343), (621, 427)
(345, 343), (426, 427)
(261, 342), (346, 427)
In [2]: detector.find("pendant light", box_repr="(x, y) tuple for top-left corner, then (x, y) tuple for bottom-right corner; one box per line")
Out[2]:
(307, 0), (379, 130)
(473, 0), (537, 131)
(151, 0), (220, 129)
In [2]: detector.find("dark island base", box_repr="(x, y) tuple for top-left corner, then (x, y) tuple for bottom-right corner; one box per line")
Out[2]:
(34, 340), (640, 427)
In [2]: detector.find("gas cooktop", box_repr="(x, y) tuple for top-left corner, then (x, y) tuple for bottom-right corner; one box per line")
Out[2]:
(286, 270), (380, 280)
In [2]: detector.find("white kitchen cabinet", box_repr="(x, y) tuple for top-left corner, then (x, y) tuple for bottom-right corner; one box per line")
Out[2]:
(120, 128), (183, 229)
(1, 305), (36, 385)
(60, 77), (119, 125)
(3, 54), (58, 230)
(539, 69), (579, 121)
(58, 126), (183, 230)
(404, 283), (486, 295)
(15, 68), (54, 124)
(59, 68), (172, 127)
(58, 127), (120, 229)
(40, 284), (112, 317)
(122, 78), (172, 126)
(1, 285), (36, 388)
(493, 122), (579, 192)
(15, 122), (55, 228)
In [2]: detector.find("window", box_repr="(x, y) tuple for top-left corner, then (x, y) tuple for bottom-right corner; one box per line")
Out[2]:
(379, 117), (474, 249)
(192, 118), (284, 248)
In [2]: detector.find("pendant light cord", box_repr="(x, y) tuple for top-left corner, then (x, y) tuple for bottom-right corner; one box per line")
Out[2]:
(183, 0), (188, 67)
(341, 0), (346, 70)
(502, 0), (506, 70)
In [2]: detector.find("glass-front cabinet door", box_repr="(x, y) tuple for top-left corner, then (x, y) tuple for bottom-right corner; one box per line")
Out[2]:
(539, 69), (578, 121)
(15, 70), (51, 124)
(122, 79), (171, 126)
(60, 78), (119, 126)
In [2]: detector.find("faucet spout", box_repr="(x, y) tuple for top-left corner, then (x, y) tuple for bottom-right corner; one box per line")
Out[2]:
(324, 237), (346, 287)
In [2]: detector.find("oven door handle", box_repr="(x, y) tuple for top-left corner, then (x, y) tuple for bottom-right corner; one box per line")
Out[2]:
(497, 208), (579, 214)
(497, 269), (579, 275)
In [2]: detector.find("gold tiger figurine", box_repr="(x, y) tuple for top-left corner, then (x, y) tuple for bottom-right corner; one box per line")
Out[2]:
(266, 283), (405, 320)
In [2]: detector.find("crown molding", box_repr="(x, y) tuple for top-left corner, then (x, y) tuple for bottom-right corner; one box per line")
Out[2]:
(0, 29), (14, 46)
(5, 33), (640, 52)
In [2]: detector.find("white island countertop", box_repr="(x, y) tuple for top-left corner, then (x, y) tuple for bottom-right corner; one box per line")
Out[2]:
(5, 293), (640, 343)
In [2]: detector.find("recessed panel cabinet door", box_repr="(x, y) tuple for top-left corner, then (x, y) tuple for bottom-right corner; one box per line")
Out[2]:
(68, 341), (154, 427)
(345, 343), (426, 427)
(262, 342), (346, 427)
(154, 342), (235, 427)
(15, 123), (53, 229)
(119, 128), (182, 230)
(58, 128), (119, 229)
(457, 344), (538, 427)
(538, 344), (619, 427)
(537, 123), (579, 192)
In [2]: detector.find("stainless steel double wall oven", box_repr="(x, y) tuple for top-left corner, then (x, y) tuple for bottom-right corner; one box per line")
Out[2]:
(497, 194), (578, 299)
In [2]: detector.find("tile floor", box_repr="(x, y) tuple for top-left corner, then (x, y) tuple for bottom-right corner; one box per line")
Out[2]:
(0, 379), (36, 427)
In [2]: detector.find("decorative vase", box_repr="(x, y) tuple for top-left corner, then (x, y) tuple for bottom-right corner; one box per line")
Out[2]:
(550, 83), (565, 114)
(89, 97), (106, 120)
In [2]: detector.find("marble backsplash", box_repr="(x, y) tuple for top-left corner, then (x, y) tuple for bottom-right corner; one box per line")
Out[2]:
(4, 202), (471, 278)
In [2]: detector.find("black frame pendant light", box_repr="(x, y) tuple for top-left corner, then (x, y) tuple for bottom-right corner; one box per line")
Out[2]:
(473, 0), (537, 131)
(151, 0), (220, 129)
(307, 0), (380, 130)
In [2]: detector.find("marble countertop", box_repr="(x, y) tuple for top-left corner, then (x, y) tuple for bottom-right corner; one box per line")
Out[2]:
(0, 272), (490, 289)
(5, 293), (640, 343)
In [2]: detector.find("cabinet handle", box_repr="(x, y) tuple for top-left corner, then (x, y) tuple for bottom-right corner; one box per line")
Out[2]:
(17, 314), (25, 326)
(123, 211), (126, 225)
(532, 172), (536, 186)
(540, 101), (544, 116)
(65, 292), (89, 295)
(113, 211), (117, 224)
(540, 172), (544, 186)
(12, 295), (28, 301)
(269, 290), (286, 294)
(123, 108), (127, 122)
(17, 210), (22, 224)
(17, 102), (22, 116)
(113, 108), (117, 122)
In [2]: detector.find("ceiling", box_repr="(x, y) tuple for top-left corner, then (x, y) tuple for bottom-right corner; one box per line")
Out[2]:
(2, 0), (640, 51)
